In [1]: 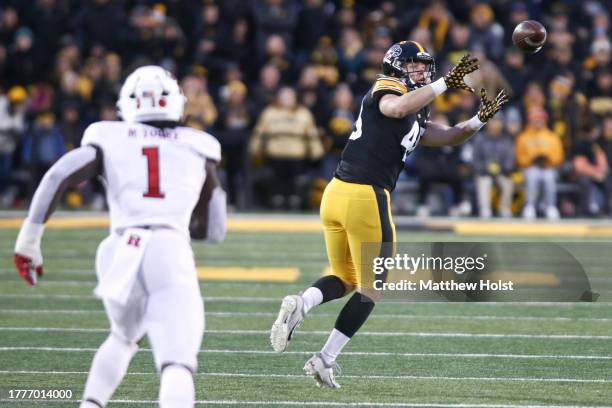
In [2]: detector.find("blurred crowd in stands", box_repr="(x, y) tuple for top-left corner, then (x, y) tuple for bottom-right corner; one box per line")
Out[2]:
(0, 0), (611, 218)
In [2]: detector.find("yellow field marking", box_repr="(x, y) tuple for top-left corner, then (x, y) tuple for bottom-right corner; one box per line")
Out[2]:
(0, 217), (322, 232)
(197, 267), (299, 282)
(454, 222), (590, 236)
(0, 217), (110, 229)
(3, 216), (612, 237)
(227, 219), (321, 232)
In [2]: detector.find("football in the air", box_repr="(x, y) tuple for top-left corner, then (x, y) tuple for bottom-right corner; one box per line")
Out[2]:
(512, 20), (547, 54)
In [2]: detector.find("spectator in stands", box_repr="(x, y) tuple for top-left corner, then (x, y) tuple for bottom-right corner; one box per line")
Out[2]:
(547, 75), (589, 154)
(583, 38), (611, 85)
(0, 86), (27, 206)
(262, 34), (294, 83)
(0, 7), (19, 48)
(252, 64), (281, 116)
(320, 83), (354, 180)
(572, 123), (608, 216)
(469, 3), (504, 63)
(295, 0), (331, 56)
(441, 22), (471, 62)
(501, 48), (528, 101)
(522, 81), (546, 115)
(194, 1), (225, 70)
(473, 114), (514, 218)
(296, 66), (326, 126)
(600, 116), (612, 212)
(250, 86), (323, 209)
(216, 80), (254, 208)
(416, 114), (472, 217)
(309, 36), (339, 88)
(58, 100), (85, 150)
(539, 45), (581, 87)
(6, 27), (38, 86)
(219, 18), (253, 77)
(21, 111), (65, 199)
(74, 0), (126, 53)
(416, 1), (451, 54)
(588, 68), (612, 118)
(182, 73), (217, 130)
(515, 108), (564, 219)
(252, 0), (299, 59)
(337, 28), (365, 82)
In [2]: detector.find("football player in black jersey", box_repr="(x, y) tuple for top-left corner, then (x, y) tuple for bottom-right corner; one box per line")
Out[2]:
(270, 41), (508, 388)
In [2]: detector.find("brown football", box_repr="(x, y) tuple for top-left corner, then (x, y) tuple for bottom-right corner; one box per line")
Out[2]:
(512, 20), (547, 54)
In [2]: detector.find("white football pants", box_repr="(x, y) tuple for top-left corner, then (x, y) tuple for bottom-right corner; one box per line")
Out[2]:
(95, 228), (204, 373)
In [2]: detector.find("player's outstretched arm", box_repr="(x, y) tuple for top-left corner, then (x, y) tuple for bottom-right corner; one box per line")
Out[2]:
(14, 146), (102, 285)
(379, 54), (479, 118)
(421, 88), (508, 147)
(190, 160), (227, 243)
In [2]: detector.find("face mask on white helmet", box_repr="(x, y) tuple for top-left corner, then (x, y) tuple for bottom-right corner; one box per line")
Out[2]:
(117, 65), (186, 123)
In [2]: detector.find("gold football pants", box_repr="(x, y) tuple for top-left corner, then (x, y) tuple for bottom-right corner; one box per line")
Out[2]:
(320, 177), (396, 290)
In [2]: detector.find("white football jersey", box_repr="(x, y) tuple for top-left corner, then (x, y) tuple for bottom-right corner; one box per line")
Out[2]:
(81, 121), (221, 237)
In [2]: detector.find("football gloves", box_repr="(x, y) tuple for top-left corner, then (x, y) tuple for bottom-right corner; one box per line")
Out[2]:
(477, 88), (509, 122)
(443, 54), (479, 92)
(14, 219), (44, 286)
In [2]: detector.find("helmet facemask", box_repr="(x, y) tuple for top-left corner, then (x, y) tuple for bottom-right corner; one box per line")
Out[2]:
(404, 57), (435, 86)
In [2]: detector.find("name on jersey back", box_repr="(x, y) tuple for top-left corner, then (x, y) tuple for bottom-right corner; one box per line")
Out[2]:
(128, 127), (178, 140)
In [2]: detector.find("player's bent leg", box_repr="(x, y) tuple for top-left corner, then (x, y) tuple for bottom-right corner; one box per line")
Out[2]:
(80, 332), (139, 408)
(272, 180), (356, 353)
(304, 184), (394, 388)
(159, 363), (195, 408)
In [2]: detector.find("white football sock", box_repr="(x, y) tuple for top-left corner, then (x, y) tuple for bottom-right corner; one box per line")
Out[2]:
(159, 365), (195, 408)
(80, 333), (138, 408)
(301, 287), (323, 314)
(320, 328), (351, 364)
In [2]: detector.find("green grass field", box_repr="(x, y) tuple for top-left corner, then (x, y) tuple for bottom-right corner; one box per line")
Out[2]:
(1, 223), (612, 407)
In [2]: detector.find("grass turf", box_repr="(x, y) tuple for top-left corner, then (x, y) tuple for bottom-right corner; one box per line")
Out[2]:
(0, 227), (611, 407)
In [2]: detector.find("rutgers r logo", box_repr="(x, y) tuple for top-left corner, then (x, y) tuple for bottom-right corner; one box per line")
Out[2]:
(127, 234), (141, 247)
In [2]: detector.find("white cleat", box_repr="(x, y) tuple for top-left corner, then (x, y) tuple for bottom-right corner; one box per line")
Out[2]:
(270, 295), (305, 353)
(304, 353), (342, 388)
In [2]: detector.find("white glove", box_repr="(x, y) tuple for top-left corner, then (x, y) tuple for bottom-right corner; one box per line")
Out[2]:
(14, 219), (45, 285)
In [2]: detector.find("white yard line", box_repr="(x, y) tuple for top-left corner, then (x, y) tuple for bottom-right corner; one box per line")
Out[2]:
(0, 370), (610, 384)
(4, 326), (611, 340)
(1, 293), (611, 307)
(0, 399), (608, 407)
(2, 308), (612, 322)
(0, 344), (610, 361)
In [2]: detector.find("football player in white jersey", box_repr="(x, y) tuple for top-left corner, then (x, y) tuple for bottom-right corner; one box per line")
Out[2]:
(13, 66), (226, 408)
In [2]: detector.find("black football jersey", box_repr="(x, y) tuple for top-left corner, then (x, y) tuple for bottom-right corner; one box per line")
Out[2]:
(334, 75), (429, 191)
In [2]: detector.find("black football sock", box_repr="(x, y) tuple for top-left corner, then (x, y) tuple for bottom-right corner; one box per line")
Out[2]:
(313, 275), (348, 303)
(301, 275), (348, 314)
(334, 292), (375, 338)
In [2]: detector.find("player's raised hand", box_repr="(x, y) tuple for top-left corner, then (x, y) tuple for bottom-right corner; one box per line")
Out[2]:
(443, 54), (479, 92)
(477, 88), (509, 122)
(14, 220), (45, 286)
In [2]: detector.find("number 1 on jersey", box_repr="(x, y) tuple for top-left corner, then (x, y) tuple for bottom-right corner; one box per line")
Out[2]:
(142, 146), (165, 198)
